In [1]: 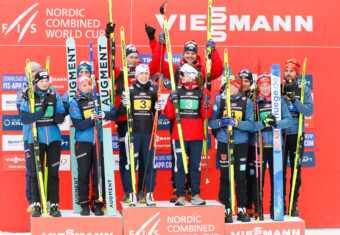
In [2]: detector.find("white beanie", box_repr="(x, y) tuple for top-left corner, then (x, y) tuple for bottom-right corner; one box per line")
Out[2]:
(180, 64), (198, 80)
(135, 64), (150, 78)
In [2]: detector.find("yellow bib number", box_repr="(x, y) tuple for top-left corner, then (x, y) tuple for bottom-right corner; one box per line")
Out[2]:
(134, 99), (151, 111)
(223, 110), (243, 120)
(84, 108), (94, 119)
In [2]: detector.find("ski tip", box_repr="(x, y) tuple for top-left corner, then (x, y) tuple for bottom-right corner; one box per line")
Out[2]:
(120, 26), (124, 32)
(26, 58), (30, 64)
(224, 48), (228, 53)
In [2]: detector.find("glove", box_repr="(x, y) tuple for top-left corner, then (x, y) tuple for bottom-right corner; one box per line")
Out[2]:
(99, 111), (105, 120)
(203, 94), (211, 108)
(262, 113), (277, 127)
(218, 117), (229, 127)
(145, 24), (156, 41)
(159, 32), (165, 45)
(91, 110), (98, 121)
(54, 113), (65, 124)
(206, 39), (215, 52)
(155, 102), (162, 111)
(169, 90), (178, 103)
(21, 84), (30, 100)
(226, 117), (238, 127)
(284, 83), (296, 103)
(105, 22), (115, 38)
(40, 97), (49, 113)
(122, 94), (130, 107)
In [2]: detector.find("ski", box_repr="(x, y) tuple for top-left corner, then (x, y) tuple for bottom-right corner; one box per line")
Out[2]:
(26, 59), (48, 216)
(97, 35), (117, 215)
(224, 48), (235, 214)
(255, 60), (263, 221)
(107, 0), (116, 104)
(163, 15), (188, 174)
(271, 64), (284, 221)
(120, 26), (136, 193)
(204, 0), (213, 184)
(289, 58), (307, 216)
(90, 41), (104, 202)
(44, 56), (50, 197)
(66, 38), (81, 212)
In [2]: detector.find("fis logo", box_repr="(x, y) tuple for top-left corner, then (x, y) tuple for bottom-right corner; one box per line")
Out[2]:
(130, 212), (160, 235)
(2, 3), (39, 42)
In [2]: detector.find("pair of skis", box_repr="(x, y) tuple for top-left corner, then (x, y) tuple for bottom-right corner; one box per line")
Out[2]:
(66, 37), (117, 216)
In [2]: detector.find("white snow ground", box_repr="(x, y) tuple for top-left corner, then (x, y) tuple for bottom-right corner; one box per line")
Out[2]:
(1, 229), (340, 235)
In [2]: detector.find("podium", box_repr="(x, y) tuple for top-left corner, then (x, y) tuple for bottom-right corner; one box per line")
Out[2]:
(31, 210), (123, 235)
(225, 215), (305, 235)
(122, 200), (225, 235)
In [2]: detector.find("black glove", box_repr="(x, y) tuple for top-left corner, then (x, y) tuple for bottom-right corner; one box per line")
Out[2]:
(284, 83), (296, 103)
(203, 94), (211, 108)
(105, 22), (115, 38)
(159, 32), (165, 45)
(21, 83), (30, 100)
(262, 113), (277, 127)
(145, 24), (156, 41)
(40, 97), (48, 113)
(54, 113), (65, 124)
(206, 39), (215, 52)
(169, 90), (178, 103)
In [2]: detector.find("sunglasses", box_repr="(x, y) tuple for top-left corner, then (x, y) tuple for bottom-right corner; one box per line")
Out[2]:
(180, 71), (187, 77)
(79, 61), (91, 66)
(286, 59), (300, 66)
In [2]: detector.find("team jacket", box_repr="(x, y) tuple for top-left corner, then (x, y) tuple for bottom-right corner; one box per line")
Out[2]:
(282, 82), (314, 135)
(118, 82), (158, 133)
(208, 92), (255, 145)
(164, 85), (212, 141)
(156, 45), (223, 85)
(20, 86), (65, 144)
(69, 92), (118, 143)
(16, 90), (30, 142)
(114, 39), (161, 122)
(252, 96), (293, 147)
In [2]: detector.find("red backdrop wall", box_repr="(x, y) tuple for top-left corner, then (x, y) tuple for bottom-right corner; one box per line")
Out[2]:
(0, 0), (339, 232)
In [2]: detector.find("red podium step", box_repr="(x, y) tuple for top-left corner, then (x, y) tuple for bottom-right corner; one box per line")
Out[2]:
(31, 210), (122, 235)
(225, 215), (305, 235)
(121, 200), (225, 235)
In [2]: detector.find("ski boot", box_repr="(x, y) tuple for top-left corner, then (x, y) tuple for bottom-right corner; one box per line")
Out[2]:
(31, 203), (42, 217)
(95, 203), (104, 216)
(175, 196), (186, 206)
(290, 207), (300, 217)
(80, 203), (90, 216)
(49, 204), (61, 217)
(146, 192), (156, 207)
(225, 208), (233, 223)
(237, 208), (250, 222)
(246, 207), (254, 217)
(191, 195), (206, 205)
(128, 193), (137, 207)
(137, 191), (146, 203)
(170, 188), (177, 203)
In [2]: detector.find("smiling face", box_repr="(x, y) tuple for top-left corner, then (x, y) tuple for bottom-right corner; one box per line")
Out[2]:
(36, 78), (50, 90)
(136, 72), (150, 85)
(183, 51), (197, 64)
(127, 53), (140, 67)
(259, 82), (271, 97)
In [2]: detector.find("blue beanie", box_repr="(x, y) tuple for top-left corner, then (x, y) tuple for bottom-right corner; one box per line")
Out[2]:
(126, 44), (139, 57)
(183, 40), (198, 54)
(77, 62), (91, 75)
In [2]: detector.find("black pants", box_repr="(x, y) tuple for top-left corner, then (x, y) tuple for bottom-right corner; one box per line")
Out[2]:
(260, 147), (274, 213)
(283, 134), (303, 210)
(246, 146), (256, 209)
(75, 141), (105, 203)
(117, 121), (145, 193)
(30, 141), (61, 204)
(217, 142), (248, 208)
